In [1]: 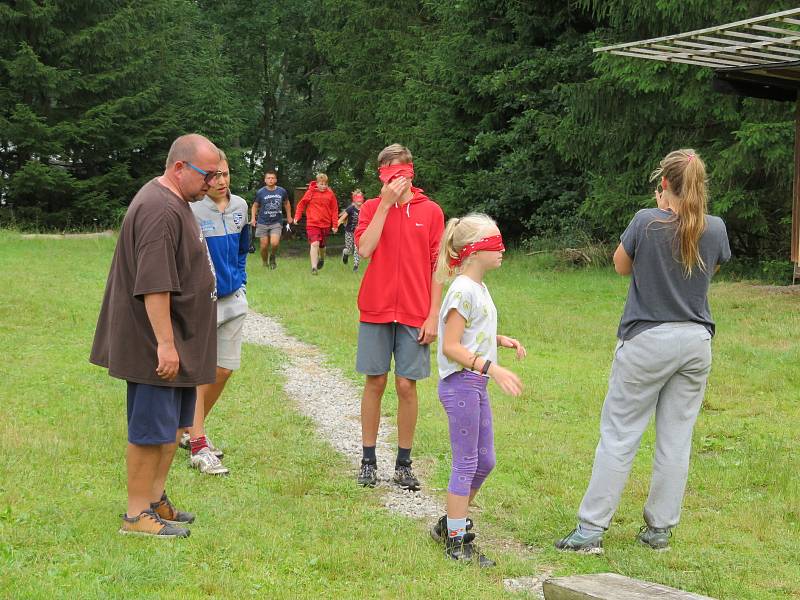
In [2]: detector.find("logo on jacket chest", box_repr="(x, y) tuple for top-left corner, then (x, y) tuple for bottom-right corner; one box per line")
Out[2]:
(199, 219), (216, 234)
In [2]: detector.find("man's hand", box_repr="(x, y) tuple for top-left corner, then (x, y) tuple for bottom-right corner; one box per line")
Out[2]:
(156, 341), (180, 381)
(250, 217), (256, 227)
(380, 177), (410, 209)
(417, 314), (438, 345)
(497, 335), (527, 360)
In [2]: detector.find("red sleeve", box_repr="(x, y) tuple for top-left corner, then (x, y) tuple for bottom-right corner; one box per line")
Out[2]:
(354, 199), (377, 246)
(429, 204), (445, 269)
(330, 191), (339, 229)
(294, 188), (312, 222)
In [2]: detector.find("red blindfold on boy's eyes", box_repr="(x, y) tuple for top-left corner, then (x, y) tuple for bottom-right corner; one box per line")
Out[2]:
(378, 163), (414, 184)
(449, 234), (505, 268)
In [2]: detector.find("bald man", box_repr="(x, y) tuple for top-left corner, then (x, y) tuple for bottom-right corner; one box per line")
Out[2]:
(91, 134), (222, 538)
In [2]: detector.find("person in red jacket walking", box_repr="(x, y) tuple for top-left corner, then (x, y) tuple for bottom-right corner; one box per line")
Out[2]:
(293, 172), (339, 275)
(354, 144), (445, 490)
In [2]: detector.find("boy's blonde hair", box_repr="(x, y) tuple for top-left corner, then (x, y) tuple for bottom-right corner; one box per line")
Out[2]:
(435, 213), (498, 283)
(352, 188), (363, 197)
(316, 172), (329, 183)
(377, 144), (413, 166)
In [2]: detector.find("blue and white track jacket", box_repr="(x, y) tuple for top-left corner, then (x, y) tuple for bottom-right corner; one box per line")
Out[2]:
(191, 194), (249, 298)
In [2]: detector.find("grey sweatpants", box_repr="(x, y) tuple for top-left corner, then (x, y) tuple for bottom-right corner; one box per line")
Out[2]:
(578, 322), (712, 532)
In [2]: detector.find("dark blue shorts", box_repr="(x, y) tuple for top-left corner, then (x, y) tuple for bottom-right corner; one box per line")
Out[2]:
(126, 382), (196, 446)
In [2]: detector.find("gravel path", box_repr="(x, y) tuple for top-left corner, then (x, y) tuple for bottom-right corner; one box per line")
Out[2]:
(242, 309), (547, 597)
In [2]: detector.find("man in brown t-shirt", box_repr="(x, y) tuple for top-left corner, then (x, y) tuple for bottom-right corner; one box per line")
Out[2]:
(91, 133), (221, 538)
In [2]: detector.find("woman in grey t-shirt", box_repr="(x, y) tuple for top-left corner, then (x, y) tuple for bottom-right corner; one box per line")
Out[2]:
(556, 149), (731, 553)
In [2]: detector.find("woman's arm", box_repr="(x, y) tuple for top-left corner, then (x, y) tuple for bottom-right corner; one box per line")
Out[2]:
(613, 243), (633, 276)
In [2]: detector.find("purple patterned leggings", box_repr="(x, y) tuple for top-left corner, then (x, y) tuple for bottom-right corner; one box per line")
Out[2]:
(438, 370), (496, 496)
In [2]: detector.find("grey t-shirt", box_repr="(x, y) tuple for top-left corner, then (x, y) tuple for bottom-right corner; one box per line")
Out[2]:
(617, 208), (731, 341)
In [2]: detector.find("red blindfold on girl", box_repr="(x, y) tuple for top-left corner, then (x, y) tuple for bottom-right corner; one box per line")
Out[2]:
(449, 235), (505, 268)
(378, 163), (414, 184)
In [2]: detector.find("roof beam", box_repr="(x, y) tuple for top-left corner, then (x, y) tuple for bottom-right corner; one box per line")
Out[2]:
(594, 7), (800, 53)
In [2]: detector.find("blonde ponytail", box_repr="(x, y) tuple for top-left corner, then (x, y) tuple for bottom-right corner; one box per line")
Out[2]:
(434, 213), (498, 283)
(650, 149), (708, 277)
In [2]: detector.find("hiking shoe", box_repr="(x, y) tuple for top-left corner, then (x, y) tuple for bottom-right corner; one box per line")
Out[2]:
(179, 431), (190, 450)
(189, 447), (229, 476)
(393, 460), (420, 491)
(119, 509), (190, 538)
(269, 255), (277, 270)
(317, 258), (324, 270)
(311, 268), (318, 275)
(205, 436), (224, 459)
(555, 527), (603, 554)
(430, 514), (474, 543)
(342, 251), (348, 264)
(444, 532), (495, 567)
(151, 492), (195, 524)
(637, 525), (671, 550)
(357, 459), (378, 487)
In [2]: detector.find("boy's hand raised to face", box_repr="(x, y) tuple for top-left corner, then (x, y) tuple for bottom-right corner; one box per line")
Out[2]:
(380, 177), (411, 209)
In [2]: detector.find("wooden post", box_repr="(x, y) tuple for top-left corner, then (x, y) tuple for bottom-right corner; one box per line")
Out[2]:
(792, 95), (800, 283)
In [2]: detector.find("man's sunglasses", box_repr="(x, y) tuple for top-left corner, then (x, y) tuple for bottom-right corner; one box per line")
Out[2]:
(185, 162), (222, 185)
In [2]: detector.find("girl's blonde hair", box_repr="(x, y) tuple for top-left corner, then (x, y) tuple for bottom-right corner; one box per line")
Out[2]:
(649, 148), (708, 277)
(435, 213), (498, 283)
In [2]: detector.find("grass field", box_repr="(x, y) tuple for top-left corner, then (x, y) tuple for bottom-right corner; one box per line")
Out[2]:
(1, 230), (799, 599)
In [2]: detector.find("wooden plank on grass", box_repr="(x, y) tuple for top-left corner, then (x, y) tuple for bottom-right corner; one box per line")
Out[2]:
(542, 573), (716, 600)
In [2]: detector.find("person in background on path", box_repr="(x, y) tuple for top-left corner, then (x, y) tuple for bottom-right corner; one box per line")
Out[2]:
(338, 189), (364, 272)
(354, 144), (444, 491)
(183, 151), (249, 476)
(555, 149), (731, 554)
(251, 170), (291, 270)
(90, 133), (221, 538)
(430, 212), (526, 567)
(292, 173), (339, 275)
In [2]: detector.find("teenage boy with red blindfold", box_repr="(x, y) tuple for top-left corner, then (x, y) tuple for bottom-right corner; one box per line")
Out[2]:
(354, 144), (445, 490)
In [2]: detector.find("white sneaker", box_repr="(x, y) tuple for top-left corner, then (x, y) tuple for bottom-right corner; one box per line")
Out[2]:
(206, 436), (224, 459)
(189, 447), (229, 475)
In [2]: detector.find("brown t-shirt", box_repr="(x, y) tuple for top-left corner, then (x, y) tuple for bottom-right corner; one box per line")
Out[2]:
(90, 179), (217, 386)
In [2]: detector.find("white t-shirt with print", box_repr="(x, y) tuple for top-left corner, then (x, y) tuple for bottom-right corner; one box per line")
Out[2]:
(437, 275), (498, 379)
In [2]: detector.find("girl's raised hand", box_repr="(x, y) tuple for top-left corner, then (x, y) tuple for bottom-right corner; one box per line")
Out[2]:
(490, 364), (523, 397)
(497, 335), (527, 359)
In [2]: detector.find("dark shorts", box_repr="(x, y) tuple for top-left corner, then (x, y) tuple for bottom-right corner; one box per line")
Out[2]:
(355, 322), (431, 380)
(306, 226), (329, 247)
(126, 382), (196, 445)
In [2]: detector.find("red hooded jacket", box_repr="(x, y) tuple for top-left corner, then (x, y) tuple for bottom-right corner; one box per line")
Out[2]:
(355, 187), (444, 327)
(294, 182), (339, 229)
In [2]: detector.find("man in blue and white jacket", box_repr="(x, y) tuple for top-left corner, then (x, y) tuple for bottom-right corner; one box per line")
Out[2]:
(185, 151), (249, 476)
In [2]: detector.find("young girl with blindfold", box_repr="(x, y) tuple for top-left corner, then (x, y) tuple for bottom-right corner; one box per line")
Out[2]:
(430, 213), (526, 567)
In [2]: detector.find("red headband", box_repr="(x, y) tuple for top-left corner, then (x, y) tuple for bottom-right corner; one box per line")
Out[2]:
(450, 234), (505, 268)
(378, 162), (414, 184)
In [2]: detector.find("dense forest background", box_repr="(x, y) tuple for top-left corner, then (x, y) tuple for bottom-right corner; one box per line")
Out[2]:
(1, 1), (797, 263)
